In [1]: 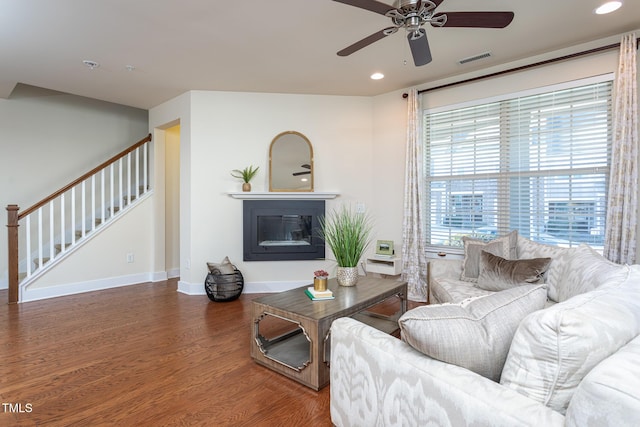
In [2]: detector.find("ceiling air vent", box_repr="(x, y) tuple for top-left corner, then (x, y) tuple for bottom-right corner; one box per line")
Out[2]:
(459, 51), (492, 65)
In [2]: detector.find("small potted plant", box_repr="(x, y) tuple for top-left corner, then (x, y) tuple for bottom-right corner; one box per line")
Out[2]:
(313, 269), (329, 291)
(319, 205), (373, 287)
(231, 165), (260, 192)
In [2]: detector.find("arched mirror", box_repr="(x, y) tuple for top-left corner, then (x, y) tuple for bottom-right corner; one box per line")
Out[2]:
(269, 131), (314, 192)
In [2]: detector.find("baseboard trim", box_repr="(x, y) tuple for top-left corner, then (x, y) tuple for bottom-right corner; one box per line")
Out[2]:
(152, 271), (169, 282)
(21, 273), (154, 303)
(19, 277), (311, 302)
(166, 268), (180, 279)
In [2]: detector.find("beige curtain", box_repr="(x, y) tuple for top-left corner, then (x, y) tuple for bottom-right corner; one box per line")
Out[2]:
(401, 89), (428, 301)
(604, 33), (638, 264)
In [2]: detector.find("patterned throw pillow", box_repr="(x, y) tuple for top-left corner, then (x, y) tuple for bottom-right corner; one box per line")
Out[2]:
(460, 230), (518, 283)
(477, 251), (551, 292)
(516, 236), (573, 302)
(399, 284), (547, 381)
(556, 244), (629, 302)
(500, 265), (640, 414)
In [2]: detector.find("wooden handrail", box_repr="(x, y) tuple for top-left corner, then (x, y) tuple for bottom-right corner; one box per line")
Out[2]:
(18, 133), (152, 220)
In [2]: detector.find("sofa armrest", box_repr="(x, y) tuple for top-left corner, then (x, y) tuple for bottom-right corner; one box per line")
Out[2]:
(565, 335), (640, 427)
(330, 317), (564, 427)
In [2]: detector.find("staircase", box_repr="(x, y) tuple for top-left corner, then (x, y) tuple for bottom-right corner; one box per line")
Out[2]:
(6, 134), (152, 304)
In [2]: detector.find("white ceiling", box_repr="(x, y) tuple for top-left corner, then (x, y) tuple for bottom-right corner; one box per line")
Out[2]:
(1, 0), (638, 109)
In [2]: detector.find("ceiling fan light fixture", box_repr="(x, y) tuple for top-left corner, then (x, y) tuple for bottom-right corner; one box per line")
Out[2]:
(594, 1), (622, 15)
(370, 72), (385, 80)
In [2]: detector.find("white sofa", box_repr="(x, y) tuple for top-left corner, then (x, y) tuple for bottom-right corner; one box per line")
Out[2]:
(330, 235), (640, 426)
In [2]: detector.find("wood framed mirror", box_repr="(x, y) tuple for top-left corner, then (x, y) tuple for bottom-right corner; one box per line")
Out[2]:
(269, 131), (314, 192)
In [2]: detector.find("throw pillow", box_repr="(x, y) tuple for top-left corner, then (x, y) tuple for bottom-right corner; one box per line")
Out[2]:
(556, 244), (629, 302)
(461, 230), (518, 283)
(500, 265), (640, 414)
(477, 251), (551, 292)
(398, 284), (547, 382)
(516, 236), (574, 302)
(206, 256), (235, 275)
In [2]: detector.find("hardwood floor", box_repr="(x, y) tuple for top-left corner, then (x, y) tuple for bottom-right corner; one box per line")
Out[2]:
(0, 280), (332, 426)
(0, 279), (424, 426)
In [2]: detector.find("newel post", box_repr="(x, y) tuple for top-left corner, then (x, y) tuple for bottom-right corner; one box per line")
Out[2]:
(6, 204), (19, 304)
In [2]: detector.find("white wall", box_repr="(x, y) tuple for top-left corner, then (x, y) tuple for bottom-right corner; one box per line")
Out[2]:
(0, 84), (148, 289)
(151, 91), (374, 293)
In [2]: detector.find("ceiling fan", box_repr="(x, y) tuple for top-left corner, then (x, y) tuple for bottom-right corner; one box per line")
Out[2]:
(333, 0), (514, 66)
(292, 164), (311, 176)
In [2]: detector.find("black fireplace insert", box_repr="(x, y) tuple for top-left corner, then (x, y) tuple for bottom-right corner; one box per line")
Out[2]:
(243, 200), (326, 261)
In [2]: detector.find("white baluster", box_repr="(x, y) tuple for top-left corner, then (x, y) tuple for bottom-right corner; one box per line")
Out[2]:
(81, 181), (86, 238)
(38, 207), (43, 269)
(60, 193), (66, 253)
(26, 215), (32, 276)
(119, 157), (123, 210)
(143, 142), (148, 193)
(101, 169), (106, 224)
(91, 175), (96, 231)
(49, 201), (54, 262)
(71, 187), (76, 244)
(110, 163), (114, 218)
(135, 147), (140, 198)
(127, 152), (132, 205)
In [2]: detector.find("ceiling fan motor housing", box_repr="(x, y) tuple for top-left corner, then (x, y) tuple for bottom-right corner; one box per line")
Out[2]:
(389, 0), (443, 32)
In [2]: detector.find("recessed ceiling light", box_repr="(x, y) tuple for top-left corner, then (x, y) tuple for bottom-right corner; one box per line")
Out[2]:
(82, 60), (100, 70)
(594, 1), (622, 14)
(370, 72), (384, 80)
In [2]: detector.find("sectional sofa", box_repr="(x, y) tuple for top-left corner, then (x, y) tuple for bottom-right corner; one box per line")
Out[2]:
(330, 232), (640, 426)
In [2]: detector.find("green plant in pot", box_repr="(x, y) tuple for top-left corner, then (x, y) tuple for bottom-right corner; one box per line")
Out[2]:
(319, 205), (373, 286)
(231, 165), (259, 192)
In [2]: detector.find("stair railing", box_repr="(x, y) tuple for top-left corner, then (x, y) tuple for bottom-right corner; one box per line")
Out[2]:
(6, 133), (152, 304)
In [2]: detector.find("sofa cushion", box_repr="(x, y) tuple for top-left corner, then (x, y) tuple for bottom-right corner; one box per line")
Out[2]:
(399, 284), (547, 381)
(565, 335), (640, 427)
(516, 236), (574, 302)
(477, 251), (551, 292)
(429, 276), (494, 304)
(500, 265), (639, 414)
(556, 244), (629, 302)
(461, 230), (518, 283)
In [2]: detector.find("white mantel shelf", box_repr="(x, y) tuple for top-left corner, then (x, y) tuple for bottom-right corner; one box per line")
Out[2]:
(228, 191), (339, 200)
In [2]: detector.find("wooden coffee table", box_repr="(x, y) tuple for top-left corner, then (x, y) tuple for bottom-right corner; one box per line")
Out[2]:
(250, 276), (407, 390)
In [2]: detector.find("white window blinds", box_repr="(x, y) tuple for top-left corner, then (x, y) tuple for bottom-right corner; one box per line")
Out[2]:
(424, 78), (612, 250)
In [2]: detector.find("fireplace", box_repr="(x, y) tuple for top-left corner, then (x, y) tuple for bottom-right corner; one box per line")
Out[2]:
(243, 200), (326, 261)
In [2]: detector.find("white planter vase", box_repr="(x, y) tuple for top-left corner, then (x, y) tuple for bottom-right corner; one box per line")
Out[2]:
(336, 266), (359, 287)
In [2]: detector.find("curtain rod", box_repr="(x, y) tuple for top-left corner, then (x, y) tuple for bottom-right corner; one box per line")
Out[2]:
(402, 38), (640, 99)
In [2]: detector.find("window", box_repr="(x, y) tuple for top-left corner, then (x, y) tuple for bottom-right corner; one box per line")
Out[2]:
(424, 77), (612, 251)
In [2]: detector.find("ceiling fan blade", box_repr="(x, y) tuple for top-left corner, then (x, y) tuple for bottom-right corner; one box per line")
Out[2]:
(301, 164), (311, 169)
(407, 29), (432, 66)
(292, 171), (311, 176)
(435, 11), (514, 28)
(332, 0), (396, 16)
(337, 27), (398, 56)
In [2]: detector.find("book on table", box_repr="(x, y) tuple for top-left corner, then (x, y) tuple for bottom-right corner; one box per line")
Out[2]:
(305, 287), (334, 300)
